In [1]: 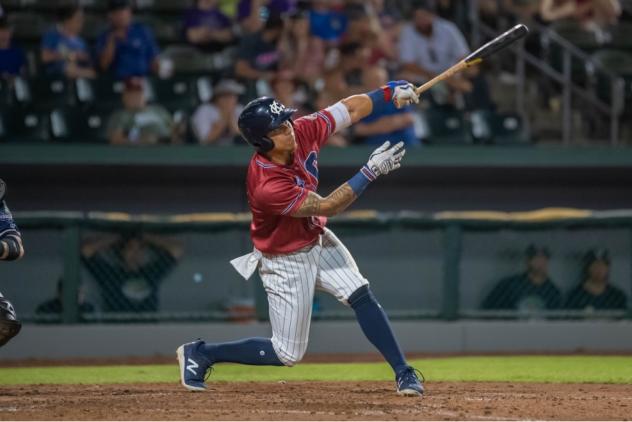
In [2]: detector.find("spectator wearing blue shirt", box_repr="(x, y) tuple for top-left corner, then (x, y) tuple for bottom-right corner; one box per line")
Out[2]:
(0, 16), (26, 78)
(183, 0), (235, 53)
(354, 67), (419, 146)
(41, 5), (96, 79)
(96, 0), (160, 80)
(309, 0), (347, 43)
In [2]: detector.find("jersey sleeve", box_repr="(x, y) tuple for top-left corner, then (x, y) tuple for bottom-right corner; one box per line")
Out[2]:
(253, 175), (308, 216)
(294, 109), (336, 149)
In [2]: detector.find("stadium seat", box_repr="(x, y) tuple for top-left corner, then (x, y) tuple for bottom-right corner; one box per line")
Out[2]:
(134, 0), (194, 15)
(27, 0), (76, 12)
(0, 0), (24, 12)
(30, 77), (76, 108)
(422, 108), (472, 145)
(135, 15), (182, 44)
(590, 50), (632, 104)
(76, 77), (124, 109)
(470, 110), (530, 145)
(2, 108), (51, 142)
(544, 20), (601, 83)
(49, 107), (110, 143)
(608, 23), (632, 52)
(0, 79), (14, 107)
(161, 45), (216, 75)
(7, 13), (47, 43)
(79, 0), (108, 12)
(149, 76), (199, 111)
(81, 13), (109, 42)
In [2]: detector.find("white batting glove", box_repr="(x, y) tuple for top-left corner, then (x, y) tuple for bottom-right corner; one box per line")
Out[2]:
(364, 141), (406, 179)
(392, 82), (419, 109)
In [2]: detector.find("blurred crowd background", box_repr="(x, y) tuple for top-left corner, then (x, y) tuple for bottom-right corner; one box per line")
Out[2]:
(0, 0), (630, 146)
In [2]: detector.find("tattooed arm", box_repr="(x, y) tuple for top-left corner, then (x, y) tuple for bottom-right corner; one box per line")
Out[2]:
(291, 184), (357, 218)
(291, 141), (407, 218)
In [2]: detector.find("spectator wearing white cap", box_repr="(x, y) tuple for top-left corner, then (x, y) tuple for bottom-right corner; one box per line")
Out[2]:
(191, 79), (245, 145)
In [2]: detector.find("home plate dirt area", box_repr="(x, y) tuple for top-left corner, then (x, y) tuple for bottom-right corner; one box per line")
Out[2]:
(1, 381), (631, 420)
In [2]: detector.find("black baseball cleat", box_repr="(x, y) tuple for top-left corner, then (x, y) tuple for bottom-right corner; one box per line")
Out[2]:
(395, 366), (425, 397)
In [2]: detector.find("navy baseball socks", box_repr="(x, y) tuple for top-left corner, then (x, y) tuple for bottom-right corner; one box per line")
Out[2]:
(348, 285), (424, 396)
(200, 337), (284, 366)
(177, 337), (283, 391)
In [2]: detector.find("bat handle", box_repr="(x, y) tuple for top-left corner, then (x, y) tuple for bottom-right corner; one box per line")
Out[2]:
(414, 60), (471, 96)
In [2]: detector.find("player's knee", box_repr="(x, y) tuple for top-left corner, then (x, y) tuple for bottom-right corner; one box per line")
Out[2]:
(347, 284), (376, 310)
(276, 343), (308, 367)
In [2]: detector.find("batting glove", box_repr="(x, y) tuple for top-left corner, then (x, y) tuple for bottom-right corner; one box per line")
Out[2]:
(363, 141), (406, 180)
(386, 81), (419, 109)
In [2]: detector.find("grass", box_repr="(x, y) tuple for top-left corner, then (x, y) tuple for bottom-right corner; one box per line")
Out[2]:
(1, 356), (631, 385)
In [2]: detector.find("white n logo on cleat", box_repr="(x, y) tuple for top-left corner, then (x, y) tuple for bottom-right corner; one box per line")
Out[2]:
(186, 358), (199, 375)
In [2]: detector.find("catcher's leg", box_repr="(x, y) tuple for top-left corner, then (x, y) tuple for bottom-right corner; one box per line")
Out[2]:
(0, 292), (22, 348)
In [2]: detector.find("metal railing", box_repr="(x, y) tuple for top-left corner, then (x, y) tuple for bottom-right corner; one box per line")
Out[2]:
(469, 1), (626, 145)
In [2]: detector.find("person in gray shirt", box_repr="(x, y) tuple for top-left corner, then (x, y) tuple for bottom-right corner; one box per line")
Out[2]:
(398, 0), (488, 108)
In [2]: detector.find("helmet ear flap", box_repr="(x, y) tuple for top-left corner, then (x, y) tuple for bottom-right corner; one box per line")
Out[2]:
(258, 136), (275, 152)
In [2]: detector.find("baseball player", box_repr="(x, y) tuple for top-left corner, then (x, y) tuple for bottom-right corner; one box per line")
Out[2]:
(0, 178), (25, 347)
(177, 80), (424, 396)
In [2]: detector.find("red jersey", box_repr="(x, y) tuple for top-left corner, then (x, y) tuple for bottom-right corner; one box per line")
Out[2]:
(247, 110), (336, 254)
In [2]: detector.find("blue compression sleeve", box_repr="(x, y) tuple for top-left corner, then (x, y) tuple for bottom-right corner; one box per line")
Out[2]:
(347, 165), (377, 196)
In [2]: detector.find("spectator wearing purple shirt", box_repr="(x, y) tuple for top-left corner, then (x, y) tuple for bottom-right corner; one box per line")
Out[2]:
(237, 0), (295, 33)
(41, 5), (96, 79)
(0, 16), (26, 78)
(96, 0), (160, 79)
(184, 0), (235, 53)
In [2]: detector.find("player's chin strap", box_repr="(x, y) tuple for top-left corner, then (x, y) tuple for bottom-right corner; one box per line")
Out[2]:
(230, 249), (263, 280)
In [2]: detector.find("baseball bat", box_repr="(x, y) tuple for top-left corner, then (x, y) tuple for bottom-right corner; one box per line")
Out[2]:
(414, 24), (529, 95)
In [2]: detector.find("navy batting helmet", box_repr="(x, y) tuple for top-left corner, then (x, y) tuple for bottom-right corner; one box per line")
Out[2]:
(238, 97), (296, 152)
(0, 295), (21, 347)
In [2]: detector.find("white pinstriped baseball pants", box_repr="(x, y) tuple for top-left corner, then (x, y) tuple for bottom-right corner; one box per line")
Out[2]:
(258, 228), (368, 366)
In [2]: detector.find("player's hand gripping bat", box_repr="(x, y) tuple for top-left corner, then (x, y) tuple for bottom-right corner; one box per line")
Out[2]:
(414, 24), (529, 95)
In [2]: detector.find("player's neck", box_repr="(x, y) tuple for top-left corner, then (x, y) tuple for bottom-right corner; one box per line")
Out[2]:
(266, 149), (294, 166)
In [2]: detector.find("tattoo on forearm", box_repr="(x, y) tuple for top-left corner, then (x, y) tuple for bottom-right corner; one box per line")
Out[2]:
(292, 183), (357, 218)
(293, 192), (322, 217)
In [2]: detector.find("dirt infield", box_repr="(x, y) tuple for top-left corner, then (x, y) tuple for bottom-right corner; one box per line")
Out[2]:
(1, 381), (631, 420)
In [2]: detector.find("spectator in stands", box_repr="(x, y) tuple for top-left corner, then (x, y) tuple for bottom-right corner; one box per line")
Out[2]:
(35, 278), (95, 321)
(191, 79), (244, 145)
(81, 232), (182, 313)
(354, 67), (419, 146)
(278, 9), (325, 85)
(0, 16), (26, 78)
(309, 0), (348, 43)
(540, 0), (621, 30)
(234, 14), (284, 97)
(238, 0), (296, 33)
(183, 0), (235, 53)
(41, 5), (96, 79)
(398, 0), (478, 107)
(565, 249), (628, 311)
(107, 77), (183, 145)
(482, 245), (563, 311)
(96, 0), (160, 79)
(341, 3), (394, 65)
(270, 70), (310, 116)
